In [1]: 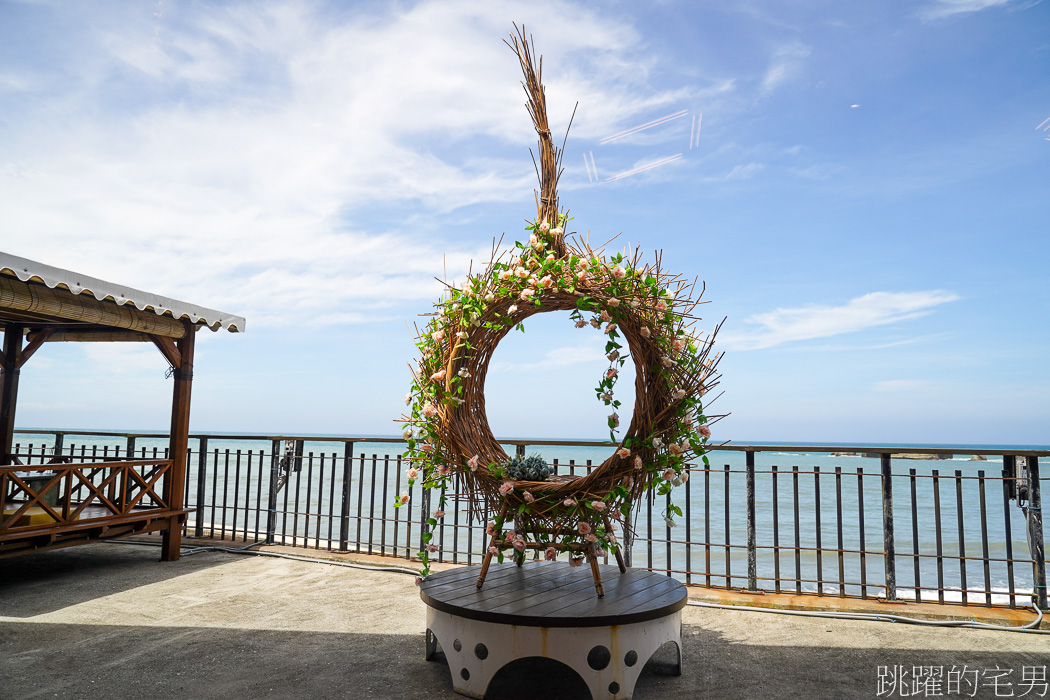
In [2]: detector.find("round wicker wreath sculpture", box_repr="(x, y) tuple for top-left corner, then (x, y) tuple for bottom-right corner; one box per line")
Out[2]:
(398, 28), (723, 594)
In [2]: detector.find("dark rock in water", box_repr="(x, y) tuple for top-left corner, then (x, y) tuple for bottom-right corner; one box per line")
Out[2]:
(969, 454), (988, 461)
(891, 453), (952, 460)
(830, 452), (857, 457)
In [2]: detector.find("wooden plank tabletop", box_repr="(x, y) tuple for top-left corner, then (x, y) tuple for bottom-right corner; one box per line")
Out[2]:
(419, 562), (687, 627)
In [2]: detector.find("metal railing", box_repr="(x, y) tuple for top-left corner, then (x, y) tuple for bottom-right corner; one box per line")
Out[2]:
(10, 429), (1047, 610)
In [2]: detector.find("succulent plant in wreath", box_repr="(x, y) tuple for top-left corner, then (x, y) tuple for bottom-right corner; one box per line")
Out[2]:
(396, 27), (723, 596)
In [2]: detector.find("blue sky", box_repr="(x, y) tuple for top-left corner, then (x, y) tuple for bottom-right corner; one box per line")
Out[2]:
(1, 0), (1047, 444)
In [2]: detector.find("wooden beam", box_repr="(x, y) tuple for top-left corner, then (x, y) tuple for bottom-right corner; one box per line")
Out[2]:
(27, 328), (155, 343)
(149, 334), (182, 369)
(0, 324), (23, 464)
(161, 319), (195, 561)
(17, 328), (52, 368)
(0, 276), (187, 339)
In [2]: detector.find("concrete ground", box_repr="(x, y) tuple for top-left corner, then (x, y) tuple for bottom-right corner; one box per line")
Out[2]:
(1, 543), (1048, 700)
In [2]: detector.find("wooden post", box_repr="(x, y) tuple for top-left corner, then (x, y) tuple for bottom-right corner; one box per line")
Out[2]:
(0, 324), (24, 465)
(161, 321), (195, 561)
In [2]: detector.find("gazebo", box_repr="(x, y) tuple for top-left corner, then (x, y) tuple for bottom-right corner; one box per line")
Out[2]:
(0, 252), (244, 561)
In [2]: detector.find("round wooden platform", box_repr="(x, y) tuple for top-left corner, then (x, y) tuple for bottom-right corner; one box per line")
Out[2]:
(419, 561), (688, 627)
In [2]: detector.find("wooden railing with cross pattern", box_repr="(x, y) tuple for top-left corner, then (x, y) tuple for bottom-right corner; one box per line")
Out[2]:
(0, 460), (177, 540)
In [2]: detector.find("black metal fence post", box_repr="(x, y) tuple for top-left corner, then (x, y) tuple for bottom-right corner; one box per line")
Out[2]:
(1028, 457), (1047, 610)
(419, 487), (431, 557)
(53, 432), (65, 459)
(266, 439), (281, 545)
(194, 437), (208, 537)
(746, 450), (757, 591)
(338, 441), (354, 551)
(881, 453), (897, 601)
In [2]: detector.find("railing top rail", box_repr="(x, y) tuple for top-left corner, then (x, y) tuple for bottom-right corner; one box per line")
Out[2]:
(11, 429), (1050, 457)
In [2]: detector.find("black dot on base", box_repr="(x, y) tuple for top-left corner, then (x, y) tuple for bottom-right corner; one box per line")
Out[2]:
(587, 645), (611, 671)
(475, 643), (488, 660)
(609, 681), (620, 694)
(453, 639), (462, 652)
(624, 650), (638, 667)
(460, 668), (470, 681)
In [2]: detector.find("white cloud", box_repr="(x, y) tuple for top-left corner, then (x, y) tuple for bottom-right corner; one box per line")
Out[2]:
(873, 379), (934, 392)
(719, 290), (960, 350)
(0, 0), (694, 327)
(761, 42), (810, 92)
(921, 0), (1013, 19)
(490, 340), (607, 373)
(702, 162), (765, 183)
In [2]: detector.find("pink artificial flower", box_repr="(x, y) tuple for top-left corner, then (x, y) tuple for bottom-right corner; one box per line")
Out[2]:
(437, 465), (450, 476)
(661, 356), (675, 368)
(608, 533), (618, 545)
(432, 329), (446, 343)
(427, 543), (439, 553)
(663, 468), (676, 481)
(593, 547), (606, 558)
(499, 482), (514, 496)
(524, 491), (535, 503)
(431, 369), (446, 382)
(486, 522), (495, 536)
(421, 403), (438, 418)
(515, 267), (529, 278)
(640, 326), (651, 338)
(538, 220), (550, 233)
(415, 576), (423, 586)
(529, 233), (538, 246)
(612, 266), (626, 279)
(673, 389), (686, 400)
(591, 500), (607, 512)
(434, 510), (445, 519)
(700, 426), (712, 438)
(601, 393), (612, 403)
(545, 546), (557, 561)
(569, 557), (583, 567)
(617, 447), (631, 459)
(673, 338), (686, 352)
(406, 468), (419, 480)
(505, 530), (516, 542)
(507, 305), (518, 315)
(563, 498), (577, 507)
(419, 443), (435, 453)
(606, 368), (618, 380)
(669, 443), (684, 455)
(538, 275), (553, 288)
(607, 350), (619, 362)
(608, 298), (620, 307)
(488, 546), (498, 555)
(398, 492), (410, 505)
(499, 270), (512, 281)
(578, 522), (592, 535)
(604, 323), (617, 335)
(586, 533), (597, 543)
(633, 455), (643, 470)
(468, 455), (480, 471)
(589, 318), (601, 329)
(512, 537), (526, 552)
(576, 271), (588, 283)
(609, 413), (619, 428)
(520, 288), (535, 300)
(681, 471), (690, 483)
(600, 310), (611, 322)
(575, 319), (587, 328)
(656, 299), (669, 311)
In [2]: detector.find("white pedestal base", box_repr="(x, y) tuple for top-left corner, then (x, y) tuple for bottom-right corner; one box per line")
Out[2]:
(425, 606), (682, 700)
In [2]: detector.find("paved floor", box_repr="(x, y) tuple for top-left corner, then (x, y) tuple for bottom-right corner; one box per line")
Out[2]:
(1, 543), (1048, 699)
